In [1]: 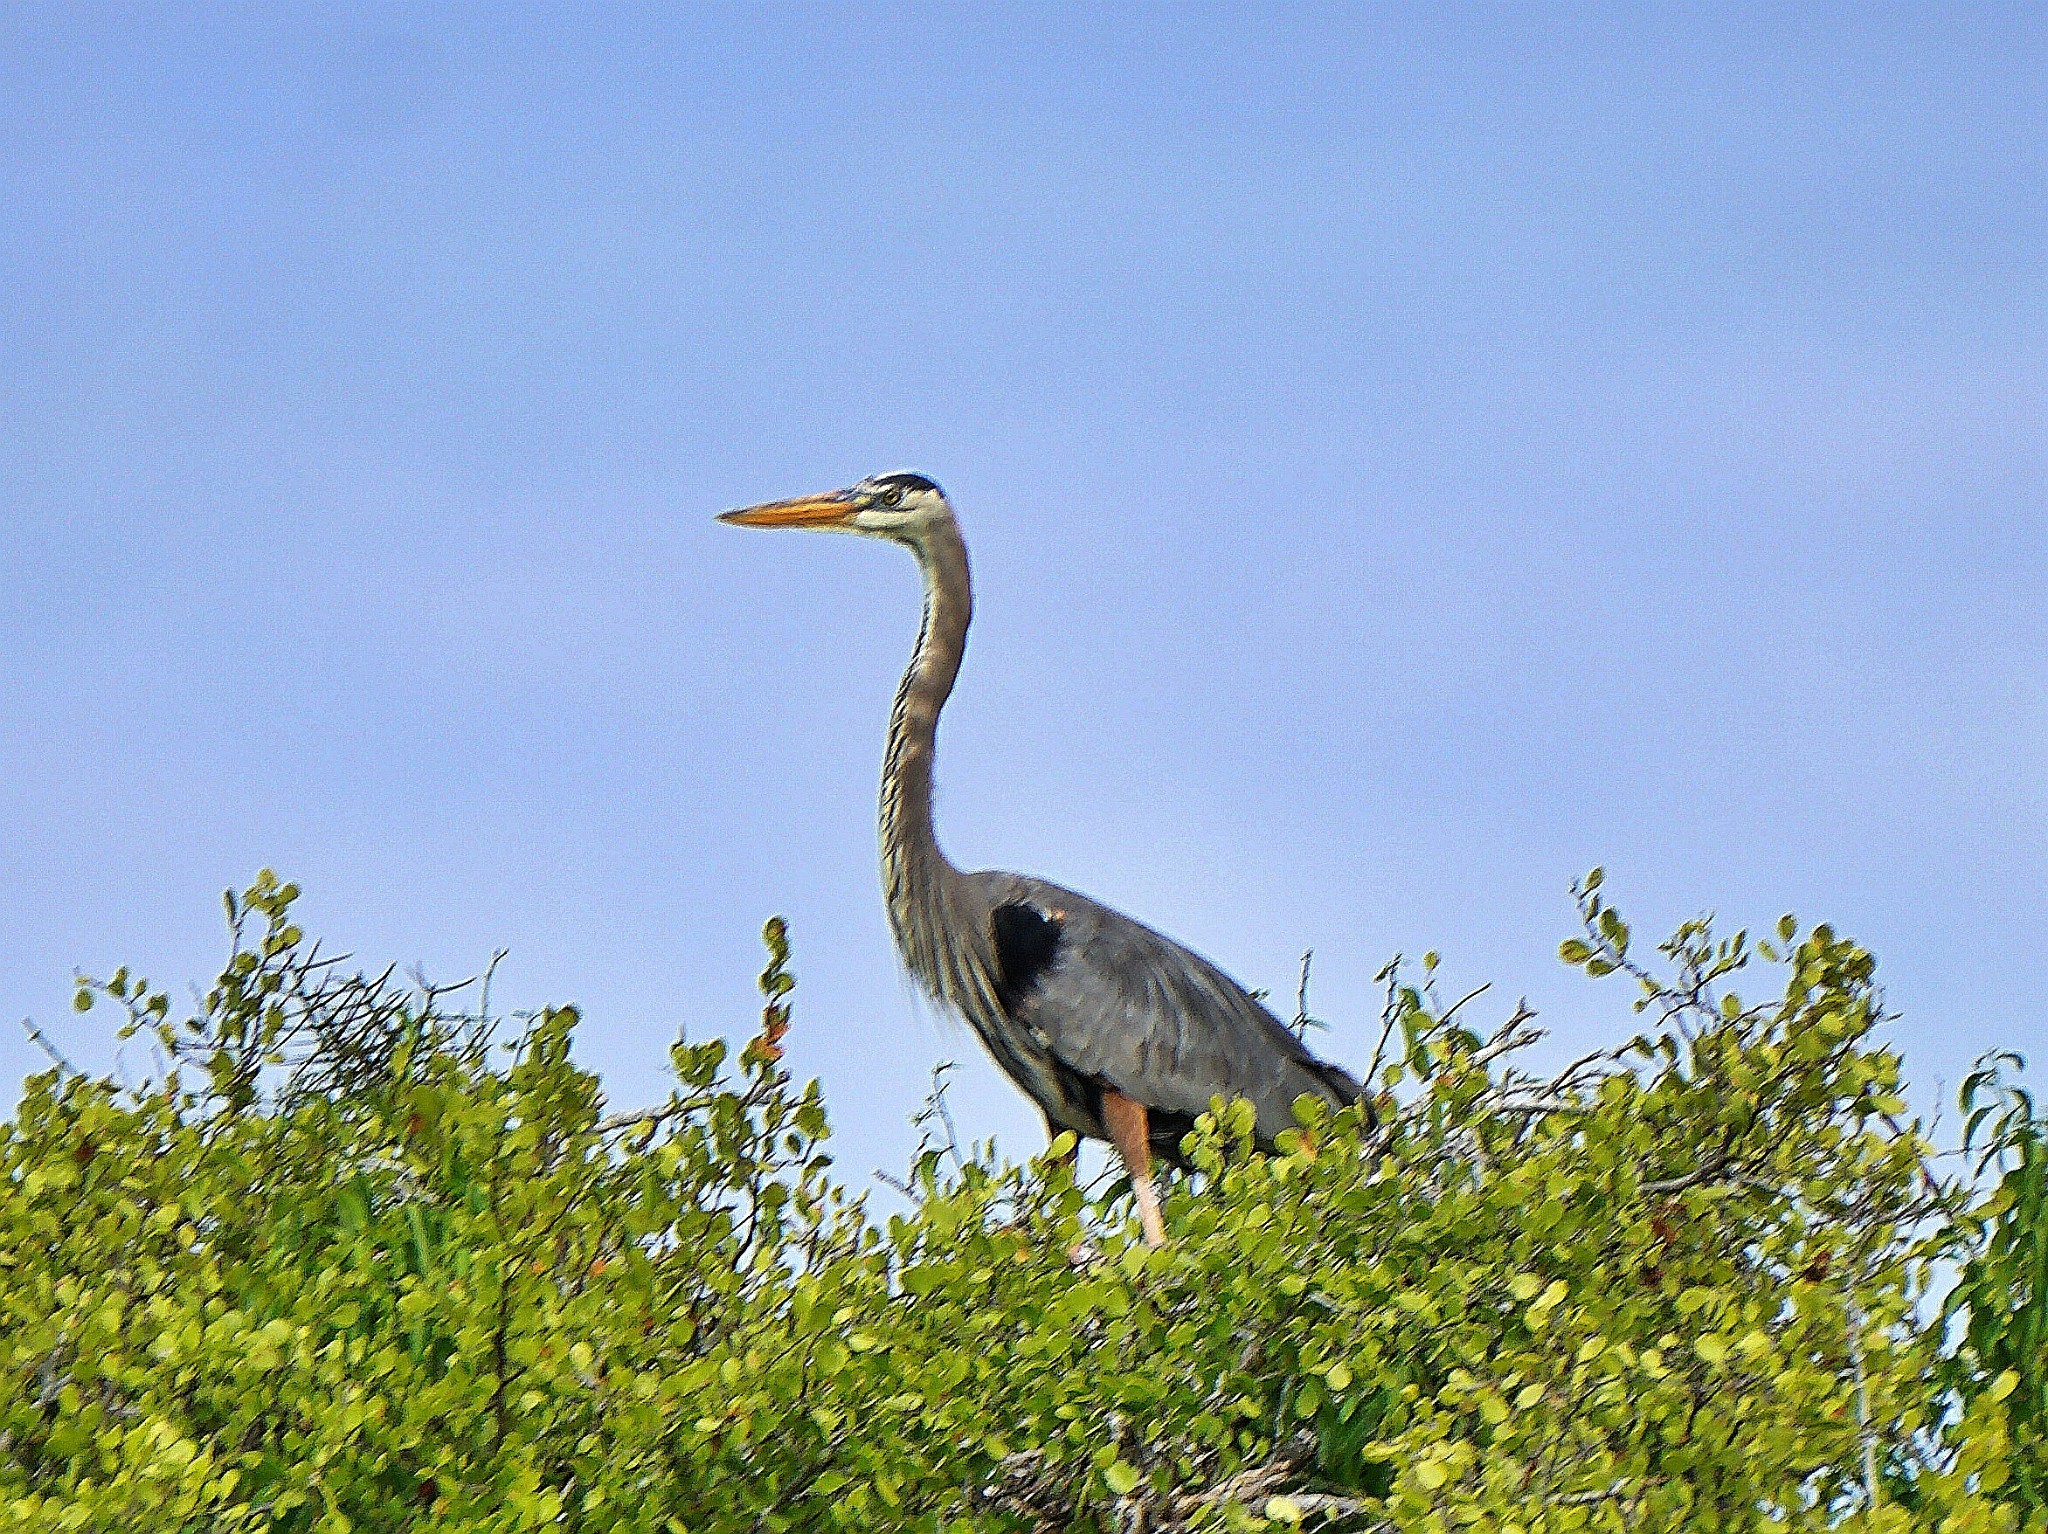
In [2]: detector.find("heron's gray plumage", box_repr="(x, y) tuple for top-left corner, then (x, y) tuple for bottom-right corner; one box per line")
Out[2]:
(845, 476), (1366, 1164)
(968, 871), (1365, 1160)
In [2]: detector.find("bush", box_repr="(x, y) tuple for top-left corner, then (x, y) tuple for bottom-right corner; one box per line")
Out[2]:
(0, 872), (2035, 1531)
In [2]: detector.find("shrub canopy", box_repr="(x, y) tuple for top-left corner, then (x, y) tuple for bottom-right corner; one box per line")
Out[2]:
(0, 872), (2038, 1531)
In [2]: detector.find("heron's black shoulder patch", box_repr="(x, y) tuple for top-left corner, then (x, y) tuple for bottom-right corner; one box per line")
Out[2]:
(872, 471), (942, 496)
(991, 902), (1062, 1010)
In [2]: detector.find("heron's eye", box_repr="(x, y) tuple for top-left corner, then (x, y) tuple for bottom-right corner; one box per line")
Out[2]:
(878, 486), (904, 508)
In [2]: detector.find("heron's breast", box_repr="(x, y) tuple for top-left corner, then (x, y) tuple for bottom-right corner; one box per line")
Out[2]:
(968, 1006), (1101, 1138)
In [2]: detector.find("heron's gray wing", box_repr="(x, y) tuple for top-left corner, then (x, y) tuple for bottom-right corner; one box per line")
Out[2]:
(969, 870), (1364, 1147)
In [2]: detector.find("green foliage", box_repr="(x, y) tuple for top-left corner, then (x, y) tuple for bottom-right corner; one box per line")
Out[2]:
(0, 872), (2035, 1530)
(1941, 1052), (2048, 1511)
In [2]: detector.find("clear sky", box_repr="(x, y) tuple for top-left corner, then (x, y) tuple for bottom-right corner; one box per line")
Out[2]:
(2, 6), (2042, 1186)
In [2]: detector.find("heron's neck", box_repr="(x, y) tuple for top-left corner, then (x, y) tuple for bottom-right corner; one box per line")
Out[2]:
(880, 519), (991, 1011)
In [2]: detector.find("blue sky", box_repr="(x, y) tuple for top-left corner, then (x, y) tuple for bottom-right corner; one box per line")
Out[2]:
(2, 6), (2042, 1185)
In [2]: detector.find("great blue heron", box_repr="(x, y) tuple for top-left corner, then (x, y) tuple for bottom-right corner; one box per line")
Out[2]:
(721, 472), (1366, 1244)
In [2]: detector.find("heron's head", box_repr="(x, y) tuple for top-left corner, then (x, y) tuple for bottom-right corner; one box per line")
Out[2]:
(718, 472), (952, 545)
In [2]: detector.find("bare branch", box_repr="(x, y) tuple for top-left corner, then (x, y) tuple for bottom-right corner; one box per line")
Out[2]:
(595, 1095), (716, 1138)
(1642, 1156), (1729, 1196)
(1438, 980), (1496, 1028)
(18, 1017), (78, 1077)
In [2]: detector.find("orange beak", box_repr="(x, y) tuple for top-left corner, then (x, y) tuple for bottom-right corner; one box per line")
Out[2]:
(717, 489), (858, 528)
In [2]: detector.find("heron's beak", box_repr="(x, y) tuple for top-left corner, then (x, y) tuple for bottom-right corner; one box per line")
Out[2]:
(717, 489), (859, 529)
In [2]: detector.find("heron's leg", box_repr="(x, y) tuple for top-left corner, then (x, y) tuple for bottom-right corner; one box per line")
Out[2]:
(1100, 1089), (1167, 1248)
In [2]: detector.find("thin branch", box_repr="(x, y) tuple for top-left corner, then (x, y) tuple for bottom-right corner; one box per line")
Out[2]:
(18, 1017), (78, 1077)
(1437, 980), (1495, 1028)
(1466, 1002), (1541, 1072)
(1291, 949), (1328, 1040)
(872, 1170), (916, 1200)
(477, 947), (507, 1034)
(1642, 1154), (1738, 1197)
(1363, 958), (1405, 1092)
(595, 1094), (717, 1138)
